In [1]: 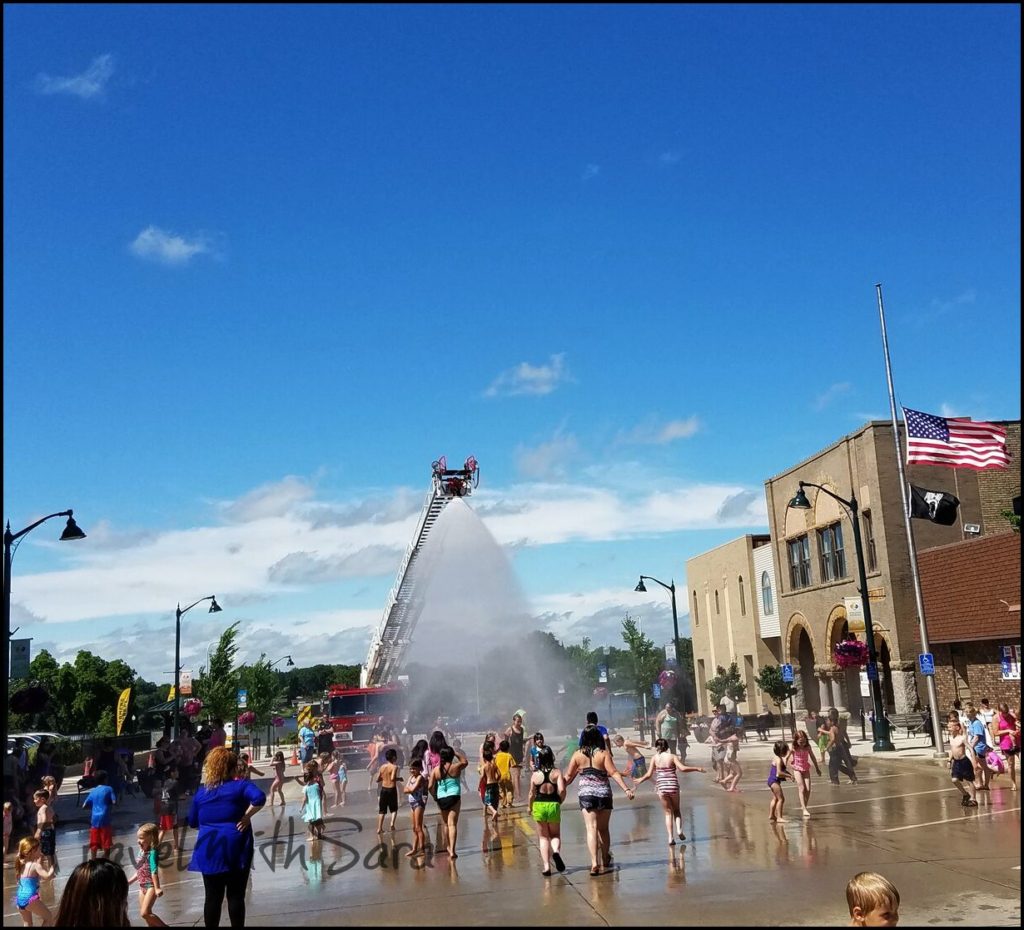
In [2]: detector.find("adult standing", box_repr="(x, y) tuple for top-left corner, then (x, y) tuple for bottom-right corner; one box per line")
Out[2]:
(297, 720), (316, 767)
(208, 720), (227, 752)
(316, 721), (334, 757)
(654, 703), (681, 755)
(708, 705), (728, 785)
(993, 703), (1019, 791)
(504, 714), (526, 804)
(564, 724), (634, 876)
(820, 708), (858, 786)
(188, 747), (265, 928)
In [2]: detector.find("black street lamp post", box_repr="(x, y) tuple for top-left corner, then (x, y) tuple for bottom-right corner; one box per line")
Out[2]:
(788, 481), (895, 752)
(174, 596), (222, 741)
(3, 510), (86, 750)
(634, 573), (681, 682)
(265, 655), (294, 758)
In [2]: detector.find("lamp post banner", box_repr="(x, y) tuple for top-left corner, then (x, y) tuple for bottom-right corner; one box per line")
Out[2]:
(10, 639), (31, 680)
(180, 670), (193, 696)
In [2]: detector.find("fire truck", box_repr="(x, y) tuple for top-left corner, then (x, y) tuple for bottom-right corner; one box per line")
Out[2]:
(325, 456), (479, 760)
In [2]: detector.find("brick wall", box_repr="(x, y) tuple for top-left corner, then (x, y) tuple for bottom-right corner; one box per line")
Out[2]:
(927, 640), (1022, 710)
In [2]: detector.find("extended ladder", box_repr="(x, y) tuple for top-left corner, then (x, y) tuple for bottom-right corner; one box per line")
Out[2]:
(360, 457), (478, 687)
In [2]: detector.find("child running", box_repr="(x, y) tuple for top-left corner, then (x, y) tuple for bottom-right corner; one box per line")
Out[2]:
(481, 747), (501, 824)
(767, 741), (792, 822)
(329, 751), (348, 808)
(527, 745), (566, 876)
(403, 759), (428, 858)
(269, 751), (287, 806)
(376, 748), (401, 834)
(846, 871), (901, 926)
(634, 738), (705, 844)
(33, 789), (56, 871)
(612, 734), (650, 785)
(947, 714), (979, 807)
(157, 765), (182, 852)
(300, 766), (325, 840)
(14, 836), (55, 926)
(236, 753), (264, 781)
(127, 822), (167, 927)
(494, 740), (515, 810)
(789, 729), (822, 817)
(82, 770), (117, 859)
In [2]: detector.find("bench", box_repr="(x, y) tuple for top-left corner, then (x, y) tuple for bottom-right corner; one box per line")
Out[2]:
(884, 713), (928, 739)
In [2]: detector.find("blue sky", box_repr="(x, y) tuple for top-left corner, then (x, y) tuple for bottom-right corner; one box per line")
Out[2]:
(4, 4), (1020, 683)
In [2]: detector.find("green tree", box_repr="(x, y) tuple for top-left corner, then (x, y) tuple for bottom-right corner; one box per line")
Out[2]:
(671, 637), (699, 713)
(621, 614), (663, 708)
(1001, 508), (1020, 533)
(754, 665), (799, 737)
(238, 656), (287, 731)
(705, 661), (747, 707)
(196, 622), (242, 723)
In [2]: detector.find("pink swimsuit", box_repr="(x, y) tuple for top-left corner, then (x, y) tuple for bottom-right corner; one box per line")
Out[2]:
(791, 747), (812, 773)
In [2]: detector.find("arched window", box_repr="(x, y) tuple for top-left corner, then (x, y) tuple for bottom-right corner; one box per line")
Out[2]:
(715, 590), (720, 614)
(761, 571), (773, 616)
(738, 576), (746, 616)
(693, 590), (699, 627)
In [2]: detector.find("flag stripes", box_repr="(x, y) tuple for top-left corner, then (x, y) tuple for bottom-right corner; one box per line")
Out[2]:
(903, 407), (1009, 470)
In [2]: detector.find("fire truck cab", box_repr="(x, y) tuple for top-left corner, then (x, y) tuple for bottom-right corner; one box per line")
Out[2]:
(325, 682), (405, 763)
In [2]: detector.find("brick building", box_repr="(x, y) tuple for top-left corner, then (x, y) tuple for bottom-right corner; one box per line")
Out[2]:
(916, 532), (1021, 710)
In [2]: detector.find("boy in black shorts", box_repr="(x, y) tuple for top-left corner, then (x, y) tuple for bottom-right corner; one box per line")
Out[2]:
(375, 748), (401, 833)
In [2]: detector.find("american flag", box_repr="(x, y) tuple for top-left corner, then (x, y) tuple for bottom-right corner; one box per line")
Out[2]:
(902, 407), (1010, 470)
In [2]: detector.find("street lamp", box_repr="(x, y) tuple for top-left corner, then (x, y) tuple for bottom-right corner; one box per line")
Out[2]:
(787, 481), (895, 752)
(635, 574), (681, 732)
(3, 510), (86, 749)
(173, 596), (222, 740)
(265, 655), (295, 758)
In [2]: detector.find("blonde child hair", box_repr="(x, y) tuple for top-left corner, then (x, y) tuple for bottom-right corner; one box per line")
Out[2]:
(138, 822), (160, 848)
(15, 835), (41, 872)
(847, 871), (900, 923)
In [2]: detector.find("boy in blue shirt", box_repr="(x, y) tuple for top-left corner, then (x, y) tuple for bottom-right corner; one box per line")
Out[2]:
(83, 770), (117, 858)
(966, 708), (991, 791)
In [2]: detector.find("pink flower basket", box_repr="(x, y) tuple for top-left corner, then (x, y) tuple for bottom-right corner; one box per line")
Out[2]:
(834, 639), (869, 669)
(238, 711), (256, 728)
(183, 698), (203, 718)
(658, 669), (678, 690)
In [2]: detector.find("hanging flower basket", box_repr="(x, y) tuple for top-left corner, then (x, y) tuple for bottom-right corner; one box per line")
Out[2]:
(592, 686), (608, 699)
(238, 710), (256, 728)
(658, 669), (678, 690)
(834, 638), (869, 669)
(272, 715), (284, 728)
(182, 698), (203, 718)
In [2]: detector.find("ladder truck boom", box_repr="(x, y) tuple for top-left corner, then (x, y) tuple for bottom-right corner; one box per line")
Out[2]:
(360, 456), (479, 688)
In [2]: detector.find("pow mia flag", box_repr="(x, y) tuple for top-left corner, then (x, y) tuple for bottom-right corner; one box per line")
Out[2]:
(910, 485), (960, 526)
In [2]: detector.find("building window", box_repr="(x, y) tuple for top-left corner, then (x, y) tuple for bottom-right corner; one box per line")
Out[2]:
(787, 535), (812, 589)
(862, 509), (877, 573)
(761, 571), (773, 615)
(715, 590), (720, 614)
(693, 591), (699, 627)
(817, 521), (847, 582)
(738, 577), (746, 616)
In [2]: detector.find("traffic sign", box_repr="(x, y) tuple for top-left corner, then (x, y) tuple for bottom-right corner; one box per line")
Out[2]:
(237, 688), (248, 708)
(918, 653), (935, 676)
(781, 663), (794, 684)
(866, 662), (878, 681)
(652, 683), (662, 699)
(597, 664), (608, 684)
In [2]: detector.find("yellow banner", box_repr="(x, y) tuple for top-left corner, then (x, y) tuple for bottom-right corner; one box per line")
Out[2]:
(167, 686), (175, 700)
(297, 704), (313, 728)
(116, 687), (132, 736)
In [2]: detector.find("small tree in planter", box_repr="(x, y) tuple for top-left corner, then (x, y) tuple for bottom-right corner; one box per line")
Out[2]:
(754, 665), (800, 739)
(705, 662), (747, 710)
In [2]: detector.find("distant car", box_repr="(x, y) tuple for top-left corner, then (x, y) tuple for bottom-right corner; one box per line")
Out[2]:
(23, 732), (68, 742)
(8, 734), (43, 747)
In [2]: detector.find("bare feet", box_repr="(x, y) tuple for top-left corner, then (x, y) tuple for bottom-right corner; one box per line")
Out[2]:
(769, 816), (777, 822)
(802, 809), (811, 818)
(776, 817), (788, 822)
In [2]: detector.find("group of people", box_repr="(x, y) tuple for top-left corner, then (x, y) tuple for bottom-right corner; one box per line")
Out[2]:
(946, 700), (1020, 803)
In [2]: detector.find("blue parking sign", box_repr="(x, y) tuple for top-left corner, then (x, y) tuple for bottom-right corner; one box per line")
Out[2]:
(652, 683), (662, 698)
(781, 664), (794, 684)
(918, 653), (935, 676)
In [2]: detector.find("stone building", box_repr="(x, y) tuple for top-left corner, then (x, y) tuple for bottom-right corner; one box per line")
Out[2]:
(687, 534), (781, 716)
(762, 419), (1020, 716)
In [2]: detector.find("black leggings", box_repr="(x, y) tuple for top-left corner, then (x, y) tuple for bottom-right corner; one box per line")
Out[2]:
(203, 869), (248, 928)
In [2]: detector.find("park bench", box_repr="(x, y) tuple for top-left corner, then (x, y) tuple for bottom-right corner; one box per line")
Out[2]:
(885, 712), (929, 739)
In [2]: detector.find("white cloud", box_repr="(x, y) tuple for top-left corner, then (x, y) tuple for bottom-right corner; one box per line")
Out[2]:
(515, 433), (579, 480)
(220, 476), (316, 523)
(35, 54), (114, 100)
(939, 402), (966, 418)
(813, 382), (851, 411)
(129, 226), (216, 265)
(484, 353), (571, 398)
(617, 415), (700, 445)
(581, 163), (600, 181)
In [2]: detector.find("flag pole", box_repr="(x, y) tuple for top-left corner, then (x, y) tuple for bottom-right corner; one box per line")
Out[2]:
(875, 284), (946, 757)
(952, 468), (965, 540)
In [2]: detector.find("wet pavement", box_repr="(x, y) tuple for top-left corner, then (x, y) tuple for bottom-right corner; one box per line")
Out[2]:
(3, 753), (1020, 926)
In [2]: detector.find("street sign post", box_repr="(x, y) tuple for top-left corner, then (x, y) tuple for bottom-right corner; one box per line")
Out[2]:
(781, 664), (794, 683)
(652, 683), (662, 699)
(237, 688), (248, 708)
(918, 653), (935, 676)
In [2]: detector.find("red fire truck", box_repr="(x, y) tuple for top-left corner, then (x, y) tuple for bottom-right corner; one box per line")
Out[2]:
(325, 682), (406, 762)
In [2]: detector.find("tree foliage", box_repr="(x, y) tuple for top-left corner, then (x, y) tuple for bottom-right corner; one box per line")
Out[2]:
(754, 665), (798, 712)
(620, 614), (662, 705)
(705, 661), (747, 706)
(195, 622), (241, 723)
(238, 655), (287, 729)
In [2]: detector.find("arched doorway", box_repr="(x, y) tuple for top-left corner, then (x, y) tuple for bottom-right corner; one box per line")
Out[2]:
(796, 628), (817, 712)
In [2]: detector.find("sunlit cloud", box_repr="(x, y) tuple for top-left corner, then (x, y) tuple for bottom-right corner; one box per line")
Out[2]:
(129, 226), (217, 265)
(617, 415), (700, 445)
(484, 353), (572, 398)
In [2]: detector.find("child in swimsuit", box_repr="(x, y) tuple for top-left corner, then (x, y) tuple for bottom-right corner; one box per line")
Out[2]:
(767, 741), (792, 822)
(403, 760), (428, 858)
(14, 836), (55, 926)
(127, 822), (166, 927)
(269, 752), (287, 806)
(634, 738), (705, 845)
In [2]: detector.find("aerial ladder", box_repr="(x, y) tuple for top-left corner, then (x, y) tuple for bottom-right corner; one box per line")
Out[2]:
(360, 456), (479, 688)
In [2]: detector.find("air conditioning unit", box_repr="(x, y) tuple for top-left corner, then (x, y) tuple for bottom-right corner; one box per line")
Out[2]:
(964, 523), (981, 534)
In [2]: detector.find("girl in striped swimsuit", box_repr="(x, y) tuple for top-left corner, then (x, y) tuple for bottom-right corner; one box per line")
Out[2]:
(634, 738), (706, 845)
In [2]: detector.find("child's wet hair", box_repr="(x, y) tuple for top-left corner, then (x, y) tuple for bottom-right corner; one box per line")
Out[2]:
(846, 871), (900, 916)
(654, 738), (668, 752)
(385, 748), (398, 762)
(773, 741), (789, 757)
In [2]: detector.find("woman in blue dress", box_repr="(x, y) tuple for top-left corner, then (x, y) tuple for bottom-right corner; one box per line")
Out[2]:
(187, 747), (265, 928)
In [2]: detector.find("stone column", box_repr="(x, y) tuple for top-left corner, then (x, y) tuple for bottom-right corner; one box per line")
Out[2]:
(830, 669), (849, 712)
(818, 675), (833, 712)
(890, 661), (919, 714)
(791, 666), (805, 717)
